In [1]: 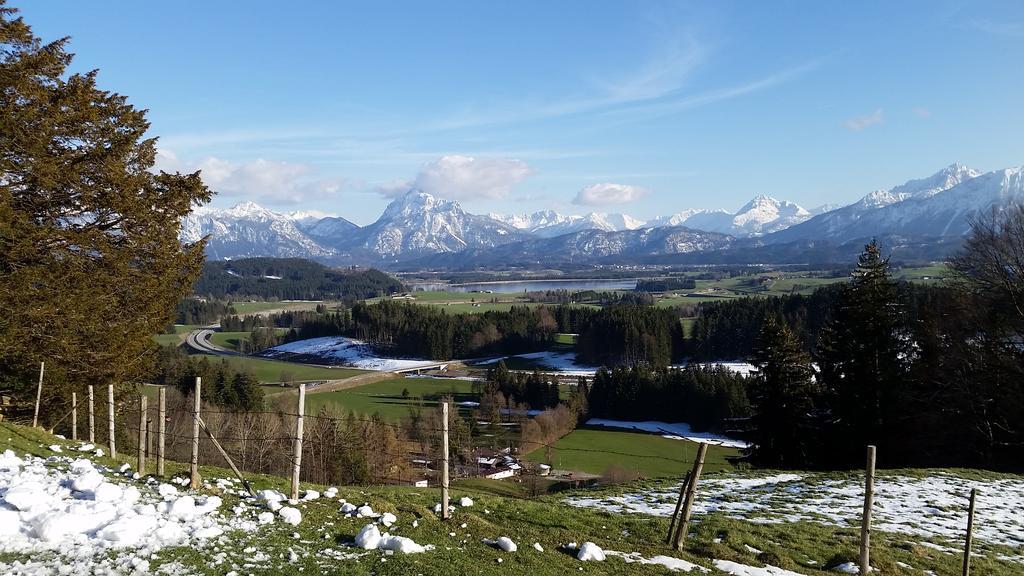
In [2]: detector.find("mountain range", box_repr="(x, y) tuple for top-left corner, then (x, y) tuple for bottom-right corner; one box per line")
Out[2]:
(180, 163), (1024, 268)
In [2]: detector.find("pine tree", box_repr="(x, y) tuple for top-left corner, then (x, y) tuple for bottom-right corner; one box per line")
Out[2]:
(747, 316), (819, 467)
(817, 240), (911, 466)
(0, 3), (210, 403)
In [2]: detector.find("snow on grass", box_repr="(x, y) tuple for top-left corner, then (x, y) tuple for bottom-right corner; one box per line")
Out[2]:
(566, 471), (1024, 552)
(605, 550), (708, 572)
(713, 559), (808, 575)
(585, 418), (749, 449)
(264, 336), (443, 371)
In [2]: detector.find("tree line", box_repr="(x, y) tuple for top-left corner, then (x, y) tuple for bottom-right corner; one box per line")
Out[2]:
(747, 216), (1024, 472)
(194, 258), (404, 302)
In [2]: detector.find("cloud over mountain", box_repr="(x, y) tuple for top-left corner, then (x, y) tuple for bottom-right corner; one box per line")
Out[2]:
(573, 183), (648, 205)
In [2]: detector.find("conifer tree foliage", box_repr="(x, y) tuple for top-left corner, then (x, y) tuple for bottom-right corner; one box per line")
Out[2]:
(816, 240), (912, 466)
(747, 316), (819, 468)
(0, 3), (210, 398)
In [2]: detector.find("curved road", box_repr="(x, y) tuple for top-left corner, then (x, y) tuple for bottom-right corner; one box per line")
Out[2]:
(184, 328), (239, 356)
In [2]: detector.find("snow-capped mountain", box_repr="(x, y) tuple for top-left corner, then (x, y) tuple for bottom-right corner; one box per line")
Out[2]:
(181, 201), (336, 259)
(491, 210), (644, 238)
(347, 190), (524, 258)
(180, 163), (1023, 266)
(643, 196), (811, 237)
(298, 216), (360, 248)
(765, 164), (989, 244)
(415, 225), (735, 268)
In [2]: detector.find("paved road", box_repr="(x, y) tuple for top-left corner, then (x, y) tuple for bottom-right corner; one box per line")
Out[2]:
(184, 328), (239, 356)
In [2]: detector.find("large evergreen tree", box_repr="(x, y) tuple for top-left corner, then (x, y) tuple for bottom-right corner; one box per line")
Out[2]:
(747, 316), (819, 468)
(0, 3), (209, 403)
(817, 240), (911, 466)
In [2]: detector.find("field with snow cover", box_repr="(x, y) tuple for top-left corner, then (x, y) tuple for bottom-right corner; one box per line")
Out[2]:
(2, 421), (1023, 575)
(567, 470), (1024, 567)
(263, 336), (443, 371)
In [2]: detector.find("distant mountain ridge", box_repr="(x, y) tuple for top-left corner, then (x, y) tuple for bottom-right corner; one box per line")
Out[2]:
(180, 163), (1024, 267)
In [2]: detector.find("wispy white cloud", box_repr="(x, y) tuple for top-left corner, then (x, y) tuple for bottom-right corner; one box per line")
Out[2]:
(573, 182), (648, 206)
(156, 149), (344, 205)
(912, 107), (931, 118)
(844, 109), (884, 131)
(597, 59), (823, 125)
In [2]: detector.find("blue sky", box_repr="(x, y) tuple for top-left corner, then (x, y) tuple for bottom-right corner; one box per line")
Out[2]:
(18, 0), (1024, 224)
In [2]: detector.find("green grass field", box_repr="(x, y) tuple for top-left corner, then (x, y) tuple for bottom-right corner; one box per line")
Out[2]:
(525, 428), (739, 478)
(152, 333), (185, 346)
(229, 300), (327, 315)
(189, 354), (366, 383)
(303, 377), (478, 420)
(554, 333), (578, 345)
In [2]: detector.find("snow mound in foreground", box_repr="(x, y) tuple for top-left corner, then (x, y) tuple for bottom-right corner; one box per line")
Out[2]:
(0, 448), (234, 574)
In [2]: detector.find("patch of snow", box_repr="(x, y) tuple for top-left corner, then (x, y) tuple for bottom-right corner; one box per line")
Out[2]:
(585, 418), (749, 449)
(495, 536), (517, 552)
(459, 496), (474, 507)
(567, 471), (1024, 551)
(577, 541), (605, 561)
(265, 336), (442, 372)
(278, 506), (301, 526)
(713, 559), (807, 575)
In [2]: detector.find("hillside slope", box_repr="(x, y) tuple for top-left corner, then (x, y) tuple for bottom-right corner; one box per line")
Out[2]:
(0, 422), (1021, 575)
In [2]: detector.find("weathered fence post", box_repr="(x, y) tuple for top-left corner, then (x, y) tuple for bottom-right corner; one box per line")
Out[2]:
(32, 362), (44, 428)
(88, 385), (95, 443)
(107, 384), (116, 458)
(71, 392), (78, 441)
(441, 400), (450, 520)
(962, 488), (977, 576)
(673, 442), (708, 549)
(137, 395), (147, 475)
(190, 377), (201, 489)
(860, 445), (876, 576)
(146, 416), (152, 458)
(157, 387), (166, 476)
(290, 383), (306, 500)
(666, 470), (693, 544)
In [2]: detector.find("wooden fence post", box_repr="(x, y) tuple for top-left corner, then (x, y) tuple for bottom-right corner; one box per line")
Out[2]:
(860, 445), (876, 576)
(71, 392), (78, 441)
(32, 362), (44, 428)
(107, 384), (116, 458)
(666, 470), (693, 544)
(190, 377), (201, 489)
(88, 385), (95, 443)
(157, 387), (166, 476)
(146, 416), (152, 458)
(291, 383), (305, 500)
(673, 442), (708, 549)
(137, 395), (147, 475)
(441, 400), (450, 520)
(962, 488), (977, 576)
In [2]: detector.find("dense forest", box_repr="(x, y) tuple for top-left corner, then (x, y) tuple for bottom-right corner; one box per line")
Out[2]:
(635, 277), (697, 292)
(151, 346), (265, 411)
(345, 301), (591, 360)
(173, 298), (236, 325)
(194, 258), (404, 301)
(577, 305), (685, 366)
(586, 364), (749, 432)
(743, 215), (1024, 471)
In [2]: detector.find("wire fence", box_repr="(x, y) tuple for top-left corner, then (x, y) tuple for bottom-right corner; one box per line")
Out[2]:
(37, 380), (700, 498)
